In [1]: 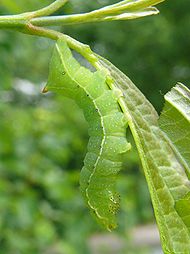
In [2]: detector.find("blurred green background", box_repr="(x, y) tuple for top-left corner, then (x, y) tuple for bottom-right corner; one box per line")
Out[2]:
(0, 1), (189, 253)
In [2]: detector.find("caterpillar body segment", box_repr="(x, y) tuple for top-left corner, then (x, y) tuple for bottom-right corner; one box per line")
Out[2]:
(45, 39), (131, 230)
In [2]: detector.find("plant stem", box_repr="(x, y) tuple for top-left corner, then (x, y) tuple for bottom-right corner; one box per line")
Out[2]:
(0, 0), (163, 29)
(31, 13), (100, 27)
(30, 0), (164, 27)
(0, 0), (164, 66)
(27, 0), (68, 18)
(0, 14), (27, 29)
(23, 23), (99, 68)
(0, 0), (68, 29)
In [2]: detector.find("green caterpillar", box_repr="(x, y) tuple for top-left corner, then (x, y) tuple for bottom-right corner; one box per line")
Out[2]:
(44, 38), (131, 230)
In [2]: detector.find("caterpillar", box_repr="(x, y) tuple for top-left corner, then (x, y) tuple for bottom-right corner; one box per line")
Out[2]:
(44, 38), (131, 230)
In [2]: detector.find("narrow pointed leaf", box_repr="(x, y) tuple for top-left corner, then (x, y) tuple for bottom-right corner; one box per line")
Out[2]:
(102, 7), (159, 21)
(87, 0), (165, 23)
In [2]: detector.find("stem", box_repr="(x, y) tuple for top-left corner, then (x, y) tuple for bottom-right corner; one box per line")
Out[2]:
(0, 0), (164, 66)
(27, 0), (68, 18)
(23, 23), (99, 68)
(31, 13), (101, 27)
(0, 0), (68, 29)
(0, 14), (27, 29)
(30, 0), (164, 27)
(0, 0), (163, 29)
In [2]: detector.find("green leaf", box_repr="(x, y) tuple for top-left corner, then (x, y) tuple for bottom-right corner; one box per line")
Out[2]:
(84, 0), (165, 23)
(97, 56), (190, 253)
(159, 83), (190, 179)
(159, 83), (190, 239)
(174, 192), (190, 235)
(100, 7), (159, 21)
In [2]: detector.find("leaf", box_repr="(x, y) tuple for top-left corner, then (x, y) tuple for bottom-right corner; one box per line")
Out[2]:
(88, 0), (165, 23)
(174, 192), (190, 235)
(101, 0), (165, 12)
(97, 56), (190, 253)
(101, 7), (159, 21)
(159, 83), (190, 179)
(159, 83), (190, 238)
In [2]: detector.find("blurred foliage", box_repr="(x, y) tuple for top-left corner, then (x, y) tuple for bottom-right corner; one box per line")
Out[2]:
(0, 0), (189, 253)
(0, 0), (53, 14)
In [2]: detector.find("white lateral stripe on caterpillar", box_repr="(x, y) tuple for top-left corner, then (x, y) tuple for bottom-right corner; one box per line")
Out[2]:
(56, 43), (107, 222)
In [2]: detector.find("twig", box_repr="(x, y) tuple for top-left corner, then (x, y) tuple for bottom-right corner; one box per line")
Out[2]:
(28, 0), (68, 18)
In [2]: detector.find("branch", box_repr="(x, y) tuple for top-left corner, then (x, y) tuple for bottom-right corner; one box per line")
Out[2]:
(0, 14), (26, 29)
(31, 0), (164, 27)
(23, 24), (98, 68)
(0, 0), (164, 29)
(27, 0), (68, 18)
(0, 0), (68, 29)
